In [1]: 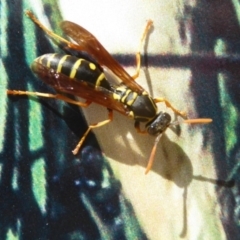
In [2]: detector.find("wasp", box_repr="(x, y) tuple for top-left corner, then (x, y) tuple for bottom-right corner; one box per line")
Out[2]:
(7, 11), (212, 174)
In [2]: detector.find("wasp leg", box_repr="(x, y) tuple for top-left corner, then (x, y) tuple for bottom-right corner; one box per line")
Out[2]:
(132, 20), (153, 80)
(145, 134), (162, 174)
(134, 121), (148, 134)
(25, 10), (77, 51)
(7, 90), (91, 107)
(154, 97), (187, 118)
(72, 109), (113, 155)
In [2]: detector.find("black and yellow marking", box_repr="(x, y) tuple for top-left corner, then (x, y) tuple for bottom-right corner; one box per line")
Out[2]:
(113, 85), (157, 122)
(113, 86), (138, 104)
(34, 53), (112, 90)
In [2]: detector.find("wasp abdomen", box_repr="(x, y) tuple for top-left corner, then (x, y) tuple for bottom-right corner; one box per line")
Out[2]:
(33, 53), (111, 90)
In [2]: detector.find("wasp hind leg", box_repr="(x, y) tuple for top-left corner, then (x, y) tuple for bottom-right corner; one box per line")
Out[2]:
(25, 10), (76, 51)
(7, 90), (92, 107)
(131, 20), (153, 80)
(72, 109), (113, 155)
(154, 97), (187, 118)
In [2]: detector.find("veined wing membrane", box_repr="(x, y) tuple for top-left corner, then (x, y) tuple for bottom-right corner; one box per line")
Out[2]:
(32, 62), (129, 115)
(25, 11), (144, 94)
(61, 21), (144, 94)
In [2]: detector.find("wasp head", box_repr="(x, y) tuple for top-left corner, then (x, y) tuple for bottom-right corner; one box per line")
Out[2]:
(146, 112), (171, 136)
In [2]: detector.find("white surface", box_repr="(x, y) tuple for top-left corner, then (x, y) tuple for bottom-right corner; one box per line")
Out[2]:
(55, 1), (223, 239)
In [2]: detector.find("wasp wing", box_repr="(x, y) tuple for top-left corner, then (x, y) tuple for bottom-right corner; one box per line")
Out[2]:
(32, 62), (130, 116)
(60, 21), (144, 94)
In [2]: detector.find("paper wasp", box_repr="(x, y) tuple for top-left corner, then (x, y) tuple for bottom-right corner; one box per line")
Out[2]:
(7, 11), (212, 174)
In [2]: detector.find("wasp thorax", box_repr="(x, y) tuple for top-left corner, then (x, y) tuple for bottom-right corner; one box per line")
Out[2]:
(146, 112), (171, 136)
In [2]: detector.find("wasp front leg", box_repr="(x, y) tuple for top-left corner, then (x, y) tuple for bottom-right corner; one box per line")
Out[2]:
(7, 90), (92, 108)
(134, 121), (148, 134)
(154, 97), (187, 118)
(72, 109), (113, 155)
(132, 20), (153, 80)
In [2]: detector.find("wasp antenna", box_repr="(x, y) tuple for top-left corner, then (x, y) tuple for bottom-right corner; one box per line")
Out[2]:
(145, 134), (162, 174)
(183, 118), (212, 124)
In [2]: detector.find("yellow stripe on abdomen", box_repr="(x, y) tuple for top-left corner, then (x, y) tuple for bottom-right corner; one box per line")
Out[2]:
(70, 59), (83, 79)
(57, 55), (69, 73)
(46, 54), (57, 68)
